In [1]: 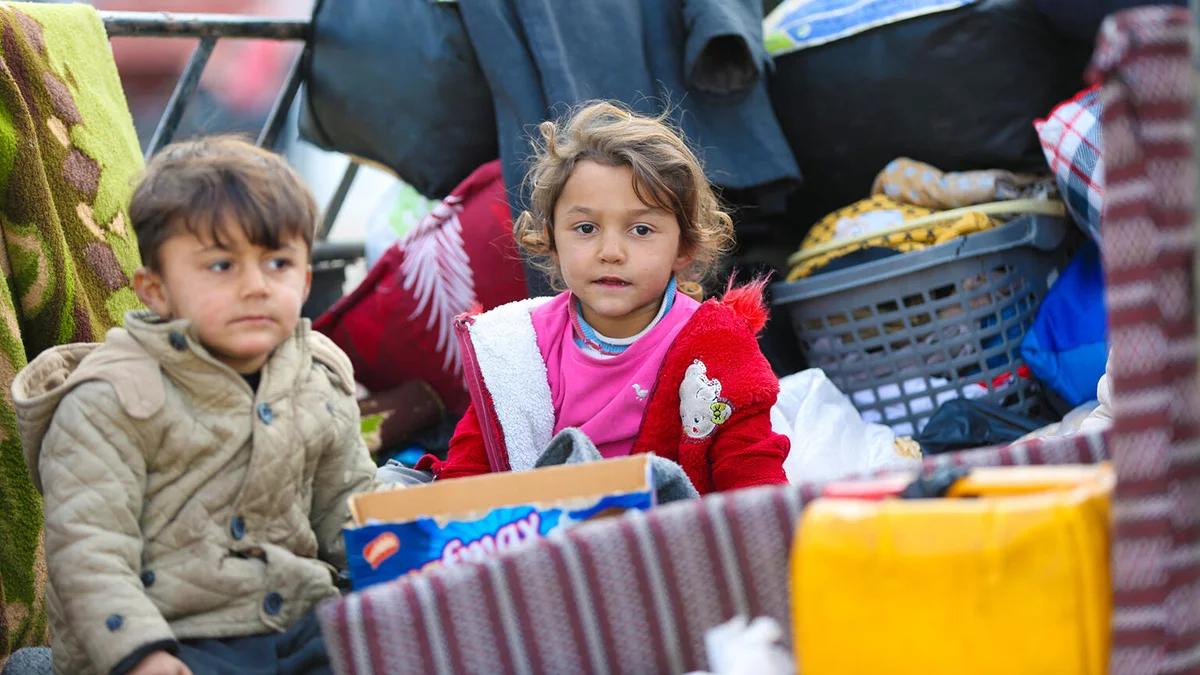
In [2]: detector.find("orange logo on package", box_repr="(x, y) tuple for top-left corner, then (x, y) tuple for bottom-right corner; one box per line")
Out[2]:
(363, 532), (400, 569)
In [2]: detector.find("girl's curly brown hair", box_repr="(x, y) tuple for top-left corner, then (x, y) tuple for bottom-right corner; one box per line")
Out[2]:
(513, 102), (735, 295)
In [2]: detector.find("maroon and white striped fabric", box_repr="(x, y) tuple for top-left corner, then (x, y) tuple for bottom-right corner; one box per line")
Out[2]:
(1091, 8), (1200, 675)
(317, 8), (1200, 673)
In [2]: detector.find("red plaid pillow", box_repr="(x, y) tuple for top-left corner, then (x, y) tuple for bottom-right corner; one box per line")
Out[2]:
(314, 161), (527, 413)
(1035, 85), (1103, 242)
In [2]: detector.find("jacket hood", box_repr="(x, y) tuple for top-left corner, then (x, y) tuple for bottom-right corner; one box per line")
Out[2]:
(13, 310), (354, 494)
(13, 326), (156, 494)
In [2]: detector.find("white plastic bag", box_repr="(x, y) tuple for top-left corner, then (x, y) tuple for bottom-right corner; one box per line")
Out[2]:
(684, 616), (795, 675)
(772, 369), (922, 483)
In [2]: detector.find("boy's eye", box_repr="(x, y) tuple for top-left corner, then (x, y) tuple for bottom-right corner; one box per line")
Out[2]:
(207, 260), (232, 272)
(631, 224), (653, 236)
(267, 257), (294, 271)
(574, 223), (597, 235)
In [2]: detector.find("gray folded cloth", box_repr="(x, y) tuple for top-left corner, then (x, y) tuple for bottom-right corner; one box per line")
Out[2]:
(376, 460), (435, 486)
(1, 648), (52, 675)
(535, 427), (700, 503)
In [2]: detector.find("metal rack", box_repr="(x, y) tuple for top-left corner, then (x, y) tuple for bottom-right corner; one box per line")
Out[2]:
(97, 10), (361, 263)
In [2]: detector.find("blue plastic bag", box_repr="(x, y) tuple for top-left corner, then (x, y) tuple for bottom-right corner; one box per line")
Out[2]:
(1020, 241), (1108, 406)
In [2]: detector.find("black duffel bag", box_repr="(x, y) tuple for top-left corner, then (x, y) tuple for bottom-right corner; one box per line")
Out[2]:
(769, 0), (1093, 229)
(299, 0), (498, 200)
(1032, 0), (1187, 44)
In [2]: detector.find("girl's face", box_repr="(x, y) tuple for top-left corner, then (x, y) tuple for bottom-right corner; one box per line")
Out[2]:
(551, 160), (692, 339)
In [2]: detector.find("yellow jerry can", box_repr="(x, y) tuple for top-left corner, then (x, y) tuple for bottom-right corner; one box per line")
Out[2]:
(792, 464), (1114, 675)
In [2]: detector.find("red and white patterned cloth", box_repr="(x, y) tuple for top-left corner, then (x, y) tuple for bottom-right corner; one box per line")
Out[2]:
(1036, 84), (1104, 242)
(314, 161), (527, 414)
(316, 7), (1199, 674)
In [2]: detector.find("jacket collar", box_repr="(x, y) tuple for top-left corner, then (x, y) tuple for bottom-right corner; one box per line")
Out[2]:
(123, 310), (312, 404)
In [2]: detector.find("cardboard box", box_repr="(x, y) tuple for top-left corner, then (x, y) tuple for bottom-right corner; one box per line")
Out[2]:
(344, 455), (655, 589)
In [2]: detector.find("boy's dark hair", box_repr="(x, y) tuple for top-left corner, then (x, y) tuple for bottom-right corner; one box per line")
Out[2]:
(130, 136), (318, 271)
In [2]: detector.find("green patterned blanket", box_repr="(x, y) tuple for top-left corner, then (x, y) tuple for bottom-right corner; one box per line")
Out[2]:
(0, 1), (144, 661)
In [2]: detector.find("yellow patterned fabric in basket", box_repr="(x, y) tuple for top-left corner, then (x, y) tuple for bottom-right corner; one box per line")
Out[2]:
(786, 195), (995, 281)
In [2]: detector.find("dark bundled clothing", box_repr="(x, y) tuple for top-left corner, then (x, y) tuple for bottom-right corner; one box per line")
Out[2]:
(112, 611), (330, 675)
(457, 0), (801, 216)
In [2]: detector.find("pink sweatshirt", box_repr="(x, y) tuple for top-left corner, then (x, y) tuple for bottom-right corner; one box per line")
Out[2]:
(531, 290), (700, 458)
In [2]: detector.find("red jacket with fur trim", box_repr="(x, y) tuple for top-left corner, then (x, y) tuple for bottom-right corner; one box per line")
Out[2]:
(428, 285), (789, 494)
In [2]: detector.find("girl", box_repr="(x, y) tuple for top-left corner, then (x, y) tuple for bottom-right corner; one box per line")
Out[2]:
(427, 102), (789, 494)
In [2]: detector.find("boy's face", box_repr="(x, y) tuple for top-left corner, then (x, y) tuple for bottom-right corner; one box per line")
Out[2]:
(133, 224), (312, 374)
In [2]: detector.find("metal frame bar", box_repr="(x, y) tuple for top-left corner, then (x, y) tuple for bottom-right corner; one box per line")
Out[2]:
(257, 52), (305, 150)
(99, 10), (360, 249)
(318, 162), (361, 241)
(143, 35), (215, 160)
(99, 11), (308, 40)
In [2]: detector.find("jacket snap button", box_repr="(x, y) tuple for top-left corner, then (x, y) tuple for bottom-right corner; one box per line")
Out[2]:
(140, 570), (155, 588)
(230, 516), (246, 541)
(167, 331), (188, 352)
(105, 614), (123, 631)
(263, 592), (283, 616)
(257, 402), (274, 425)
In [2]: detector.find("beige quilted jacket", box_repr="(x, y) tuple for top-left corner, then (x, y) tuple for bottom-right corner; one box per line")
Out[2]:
(13, 311), (379, 675)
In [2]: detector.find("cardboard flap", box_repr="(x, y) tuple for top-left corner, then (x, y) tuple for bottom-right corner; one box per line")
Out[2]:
(351, 455), (652, 525)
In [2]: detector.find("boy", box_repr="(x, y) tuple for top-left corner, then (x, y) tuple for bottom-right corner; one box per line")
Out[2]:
(13, 137), (378, 675)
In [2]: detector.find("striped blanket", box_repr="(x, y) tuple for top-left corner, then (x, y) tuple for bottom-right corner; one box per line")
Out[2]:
(1090, 8), (1200, 674)
(319, 434), (1106, 675)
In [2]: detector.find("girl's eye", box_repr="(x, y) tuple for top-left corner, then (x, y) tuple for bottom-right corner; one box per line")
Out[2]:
(207, 260), (232, 272)
(632, 224), (653, 236)
(575, 223), (597, 235)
